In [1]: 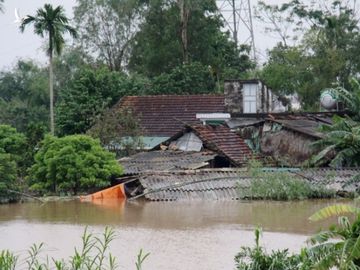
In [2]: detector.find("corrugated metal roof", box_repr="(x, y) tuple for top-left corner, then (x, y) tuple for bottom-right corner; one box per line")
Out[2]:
(125, 167), (360, 201)
(270, 119), (326, 139)
(226, 118), (265, 129)
(138, 169), (250, 201)
(119, 150), (217, 175)
(297, 168), (360, 192)
(116, 95), (225, 137)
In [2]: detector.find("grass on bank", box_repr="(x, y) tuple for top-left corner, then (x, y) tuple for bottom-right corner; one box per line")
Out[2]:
(0, 227), (149, 270)
(237, 160), (336, 200)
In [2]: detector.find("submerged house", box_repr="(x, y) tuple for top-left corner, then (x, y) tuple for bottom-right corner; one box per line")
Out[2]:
(109, 79), (354, 200)
(114, 79), (285, 149)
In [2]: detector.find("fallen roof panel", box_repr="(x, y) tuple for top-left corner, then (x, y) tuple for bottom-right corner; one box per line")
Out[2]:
(119, 150), (217, 175)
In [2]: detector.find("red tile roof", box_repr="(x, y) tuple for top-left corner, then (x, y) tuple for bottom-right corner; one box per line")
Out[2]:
(116, 95), (225, 136)
(189, 125), (253, 166)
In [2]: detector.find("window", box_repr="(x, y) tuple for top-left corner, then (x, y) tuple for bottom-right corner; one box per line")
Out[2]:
(243, 84), (257, 113)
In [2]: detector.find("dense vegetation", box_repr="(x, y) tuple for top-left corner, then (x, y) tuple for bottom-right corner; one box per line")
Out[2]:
(29, 135), (122, 195)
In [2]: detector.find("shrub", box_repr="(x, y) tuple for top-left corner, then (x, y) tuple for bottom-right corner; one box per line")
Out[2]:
(29, 135), (123, 195)
(235, 228), (310, 270)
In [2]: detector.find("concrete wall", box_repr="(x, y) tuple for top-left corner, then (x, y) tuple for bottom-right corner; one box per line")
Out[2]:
(224, 79), (279, 114)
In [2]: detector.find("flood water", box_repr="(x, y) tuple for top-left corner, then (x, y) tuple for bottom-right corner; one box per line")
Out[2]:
(0, 199), (346, 270)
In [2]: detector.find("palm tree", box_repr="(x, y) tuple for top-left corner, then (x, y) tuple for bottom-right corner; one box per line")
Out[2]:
(20, 4), (77, 135)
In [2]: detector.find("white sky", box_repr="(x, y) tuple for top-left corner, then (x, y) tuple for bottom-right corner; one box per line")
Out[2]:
(0, 0), (288, 70)
(0, 0), (75, 70)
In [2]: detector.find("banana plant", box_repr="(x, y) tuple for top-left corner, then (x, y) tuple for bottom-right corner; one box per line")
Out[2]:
(307, 204), (360, 269)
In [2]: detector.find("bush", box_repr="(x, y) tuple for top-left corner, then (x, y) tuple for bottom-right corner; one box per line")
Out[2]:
(29, 135), (123, 195)
(238, 160), (335, 200)
(0, 125), (26, 202)
(235, 228), (310, 270)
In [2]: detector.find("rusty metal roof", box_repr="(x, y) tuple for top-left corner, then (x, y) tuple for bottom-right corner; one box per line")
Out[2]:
(116, 95), (225, 137)
(190, 125), (253, 166)
(119, 150), (217, 175)
(138, 169), (249, 201)
(267, 117), (329, 139)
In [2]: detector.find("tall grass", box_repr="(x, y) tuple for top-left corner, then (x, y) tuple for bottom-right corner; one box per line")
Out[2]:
(238, 160), (336, 200)
(0, 227), (149, 270)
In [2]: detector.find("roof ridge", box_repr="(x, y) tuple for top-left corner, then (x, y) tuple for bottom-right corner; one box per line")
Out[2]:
(122, 94), (224, 98)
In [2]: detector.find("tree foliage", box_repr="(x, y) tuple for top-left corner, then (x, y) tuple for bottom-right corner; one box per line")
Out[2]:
(29, 135), (123, 195)
(306, 204), (360, 270)
(74, 0), (144, 71)
(311, 116), (360, 167)
(0, 60), (49, 132)
(88, 108), (144, 157)
(0, 125), (27, 201)
(150, 62), (216, 94)
(259, 0), (360, 108)
(129, 0), (254, 78)
(56, 67), (148, 136)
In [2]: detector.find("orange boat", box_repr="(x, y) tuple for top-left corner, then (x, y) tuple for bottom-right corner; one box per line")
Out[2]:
(80, 183), (126, 201)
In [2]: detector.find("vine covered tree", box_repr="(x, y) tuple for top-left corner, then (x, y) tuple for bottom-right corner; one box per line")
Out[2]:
(20, 4), (77, 135)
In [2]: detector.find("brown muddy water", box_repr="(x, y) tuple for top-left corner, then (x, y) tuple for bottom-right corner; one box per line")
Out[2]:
(0, 199), (347, 270)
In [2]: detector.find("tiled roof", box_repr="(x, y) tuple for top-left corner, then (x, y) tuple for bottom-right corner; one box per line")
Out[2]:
(138, 169), (249, 201)
(119, 150), (217, 175)
(116, 95), (225, 137)
(189, 125), (253, 166)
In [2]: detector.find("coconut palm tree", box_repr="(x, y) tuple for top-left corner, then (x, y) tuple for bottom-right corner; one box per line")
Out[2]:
(20, 4), (77, 135)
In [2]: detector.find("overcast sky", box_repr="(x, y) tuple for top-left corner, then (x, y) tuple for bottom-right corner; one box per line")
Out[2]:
(0, 0), (75, 70)
(0, 0), (286, 70)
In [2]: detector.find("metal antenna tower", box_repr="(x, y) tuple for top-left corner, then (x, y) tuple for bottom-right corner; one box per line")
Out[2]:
(216, 0), (256, 61)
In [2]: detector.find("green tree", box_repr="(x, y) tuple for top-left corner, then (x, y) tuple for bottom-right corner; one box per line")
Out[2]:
(150, 62), (216, 94)
(0, 60), (49, 132)
(74, 0), (144, 71)
(128, 0), (253, 78)
(56, 67), (148, 136)
(88, 108), (144, 157)
(29, 135), (123, 195)
(0, 125), (27, 201)
(259, 0), (360, 108)
(20, 4), (77, 135)
(0, 150), (18, 202)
